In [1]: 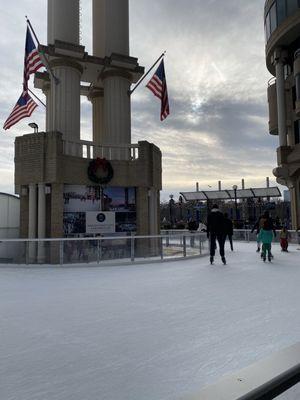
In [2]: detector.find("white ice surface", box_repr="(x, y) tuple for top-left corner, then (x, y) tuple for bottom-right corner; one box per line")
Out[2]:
(0, 242), (300, 400)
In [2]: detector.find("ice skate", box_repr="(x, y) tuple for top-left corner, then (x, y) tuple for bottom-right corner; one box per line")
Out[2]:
(210, 256), (214, 265)
(268, 255), (272, 262)
(263, 256), (266, 262)
(221, 256), (226, 265)
(256, 247), (260, 252)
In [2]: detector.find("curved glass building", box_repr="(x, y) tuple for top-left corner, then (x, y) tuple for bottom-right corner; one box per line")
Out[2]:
(264, 0), (300, 228)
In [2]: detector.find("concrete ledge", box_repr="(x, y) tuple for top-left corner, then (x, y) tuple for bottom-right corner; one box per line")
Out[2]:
(185, 342), (300, 400)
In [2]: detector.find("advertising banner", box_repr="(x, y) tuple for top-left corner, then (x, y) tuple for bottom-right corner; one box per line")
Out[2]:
(86, 212), (116, 234)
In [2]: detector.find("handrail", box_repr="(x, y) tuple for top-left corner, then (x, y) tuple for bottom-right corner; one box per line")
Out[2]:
(0, 232), (207, 243)
(62, 140), (140, 161)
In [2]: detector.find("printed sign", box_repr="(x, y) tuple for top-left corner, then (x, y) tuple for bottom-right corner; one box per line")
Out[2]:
(86, 211), (116, 234)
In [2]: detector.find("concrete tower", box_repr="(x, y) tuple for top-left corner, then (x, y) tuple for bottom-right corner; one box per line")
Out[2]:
(264, 0), (300, 228)
(15, 0), (162, 258)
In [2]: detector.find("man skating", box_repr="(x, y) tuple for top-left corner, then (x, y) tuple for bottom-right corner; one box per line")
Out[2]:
(207, 204), (226, 265)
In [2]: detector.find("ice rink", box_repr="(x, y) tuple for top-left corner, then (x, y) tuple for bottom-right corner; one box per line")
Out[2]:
(1, 242), (300, 400)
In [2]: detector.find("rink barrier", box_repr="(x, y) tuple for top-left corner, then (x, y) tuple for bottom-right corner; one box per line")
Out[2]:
(184, 342), (300, 400)
(0, 232), (209, 266)
(162, 229), (300, 245)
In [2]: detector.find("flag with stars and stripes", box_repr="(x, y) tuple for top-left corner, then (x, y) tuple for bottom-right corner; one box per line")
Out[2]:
(3, 92), (38, 131)
(146, 59), (170, 121)
(23, 26), (44, 89)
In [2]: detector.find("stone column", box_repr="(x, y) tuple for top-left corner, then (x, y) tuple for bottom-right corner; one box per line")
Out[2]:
(28, 184), (37, 238)
(102, 70), (132, 147)
(48, 0), (80, 45)
(274, 53), (287, 147)
(88, 89), (105, 154)
(28, 184), (37, 262)
(43, 82), (52, 132)
(49, 61), (82, 144)
(105, 0), (129, 56)
(293, 49), (300, 117)
(37, 183), (46, 262)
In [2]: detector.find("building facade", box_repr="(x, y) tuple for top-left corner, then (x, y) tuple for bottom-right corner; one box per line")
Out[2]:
(264, 0), (300, 228)
(15, 0), (162, 251)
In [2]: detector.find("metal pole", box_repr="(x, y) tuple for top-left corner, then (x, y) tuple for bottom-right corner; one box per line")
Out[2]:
(183, 235), (186, 257)
(160, 237), (164, 260)
(129, 51), (166, 96)
(26, 17), (59, 84)
(130, 234), (135, 262)
(59, 240), (64, 266)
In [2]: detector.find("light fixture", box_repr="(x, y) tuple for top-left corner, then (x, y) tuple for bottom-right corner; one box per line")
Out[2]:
(28, 122), (38, 133)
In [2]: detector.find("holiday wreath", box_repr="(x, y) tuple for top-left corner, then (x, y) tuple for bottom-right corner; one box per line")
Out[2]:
(87, 157), (114, 185)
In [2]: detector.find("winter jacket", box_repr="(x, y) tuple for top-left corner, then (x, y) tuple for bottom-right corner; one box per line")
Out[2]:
(258, 229), (274, 244)
(207, 209), (225, 236)
(223, 217), (233, 236)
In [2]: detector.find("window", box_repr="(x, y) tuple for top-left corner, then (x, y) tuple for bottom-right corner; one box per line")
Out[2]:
(277, 0), (287, 24)
(292, 86), (297, 109)
(270, 3), (278, 33)
(294, 120), (300, 144)
(287, 0), (298, 15)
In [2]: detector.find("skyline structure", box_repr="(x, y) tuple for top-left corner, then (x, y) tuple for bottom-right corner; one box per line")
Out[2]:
(0, 0), (278, 201)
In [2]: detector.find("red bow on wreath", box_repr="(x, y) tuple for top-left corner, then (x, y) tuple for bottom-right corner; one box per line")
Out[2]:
(91, 158), (108, 173)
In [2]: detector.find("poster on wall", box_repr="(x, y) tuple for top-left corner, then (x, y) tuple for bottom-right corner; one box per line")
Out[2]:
(63, 185), (137, 236)
(86, 212), (116, 234)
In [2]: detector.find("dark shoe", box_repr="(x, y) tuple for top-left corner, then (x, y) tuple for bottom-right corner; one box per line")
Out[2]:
(222, 257), (226, 265)
(210, 256), (214, 264)
(268, 256), (272, 262)
(256, 247), (260, 252)
(263, 256), (266, 262)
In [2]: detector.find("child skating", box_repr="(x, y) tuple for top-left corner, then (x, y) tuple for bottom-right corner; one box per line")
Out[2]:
(257, 222), (274, 262)
(280, 227), (290, 252)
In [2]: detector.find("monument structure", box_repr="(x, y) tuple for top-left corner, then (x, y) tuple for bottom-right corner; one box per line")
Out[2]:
(15, 0), (162, 249)
(264, 0), (300, 228)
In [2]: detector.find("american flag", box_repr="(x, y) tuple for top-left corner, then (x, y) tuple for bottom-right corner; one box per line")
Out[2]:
(146, 59), (170, 121)
(3, 92), (38, 131)
(23, 26), (44, 89)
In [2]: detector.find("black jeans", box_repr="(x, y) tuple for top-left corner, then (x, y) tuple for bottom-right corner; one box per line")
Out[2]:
(226, 234), (233, 251)
(210, 233), (225, 257)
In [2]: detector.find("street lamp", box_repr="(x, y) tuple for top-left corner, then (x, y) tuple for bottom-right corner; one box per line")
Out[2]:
(169, 194), (175, 227)
(232, 185), (238, 222)
(28, 122), (38, 133)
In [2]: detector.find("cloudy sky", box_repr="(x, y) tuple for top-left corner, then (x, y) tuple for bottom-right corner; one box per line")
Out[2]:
(0, 0), (279, 201)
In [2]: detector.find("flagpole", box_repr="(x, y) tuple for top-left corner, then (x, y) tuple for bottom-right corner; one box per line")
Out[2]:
(129, 51), (166, 96)
(25, 16), (59, 84)
(28, 88), (46, 108)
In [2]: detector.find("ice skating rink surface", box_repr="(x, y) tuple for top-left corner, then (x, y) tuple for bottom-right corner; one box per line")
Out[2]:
(0, 242), (300, 400)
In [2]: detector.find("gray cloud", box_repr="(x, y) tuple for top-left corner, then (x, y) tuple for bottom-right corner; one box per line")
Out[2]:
(0, 0), (279, 201)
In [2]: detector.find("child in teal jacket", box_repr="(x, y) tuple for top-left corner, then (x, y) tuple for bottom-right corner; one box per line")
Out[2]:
(258, 228), (274, 262)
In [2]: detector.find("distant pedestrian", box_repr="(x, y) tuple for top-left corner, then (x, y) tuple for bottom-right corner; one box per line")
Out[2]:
(257, 217), (275, 262)
(223, 213), (234, 251)
(279, 227), (290, 252)
(207, 204), (226, 265)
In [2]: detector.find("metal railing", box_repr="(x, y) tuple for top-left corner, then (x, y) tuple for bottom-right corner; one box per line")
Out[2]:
(233, 229), (300, 244)
(185, 342), (300, 400)
(0, 232), (208, 266)
(162, 229), (300, 245)
(63, 140), (140, 161)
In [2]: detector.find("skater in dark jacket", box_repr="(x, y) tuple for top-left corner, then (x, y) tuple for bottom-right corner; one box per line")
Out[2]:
(223, 213), (234, 251)
(207, 204), (226, 265)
